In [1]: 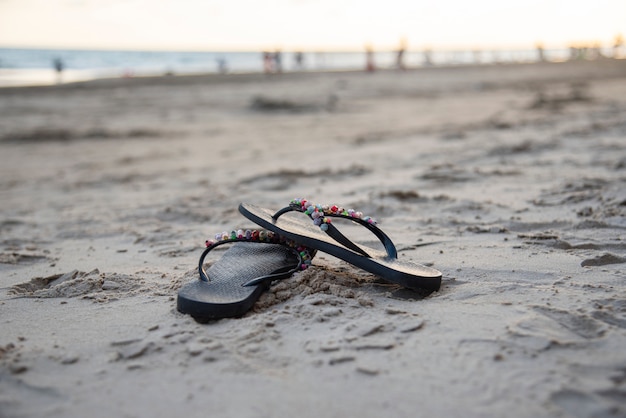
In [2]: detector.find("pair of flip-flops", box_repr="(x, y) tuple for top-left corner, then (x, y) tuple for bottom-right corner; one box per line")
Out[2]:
(177, 199), (442, 321)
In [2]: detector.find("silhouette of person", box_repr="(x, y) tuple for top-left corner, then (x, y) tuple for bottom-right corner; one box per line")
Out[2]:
(613, 34), (624, 59)
(53, 57), (64, 84)
(591, 42), (604, 60)
(422, 48), (433, 66)
(294, 51), (304, 70)
(395, 38), (407, 70)
(536, 43), (546, 62)
(217, 57), (228, 74)
(365, 44), (375, 72)
(472, 49), (482, 64)
(262, 51), (273, 73)
(274, 50), (283, 73)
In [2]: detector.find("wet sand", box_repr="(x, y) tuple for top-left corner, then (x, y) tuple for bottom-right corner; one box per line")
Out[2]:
(1, 60), (625, 417)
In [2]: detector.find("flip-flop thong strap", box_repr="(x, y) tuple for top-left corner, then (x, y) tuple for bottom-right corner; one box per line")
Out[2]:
(272, 199), (398, 260)
(198, 229), (313, 287)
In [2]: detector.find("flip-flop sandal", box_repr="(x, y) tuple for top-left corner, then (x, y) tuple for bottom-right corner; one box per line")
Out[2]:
(239, 198), (442, 292)
(177, 229), (315, 321)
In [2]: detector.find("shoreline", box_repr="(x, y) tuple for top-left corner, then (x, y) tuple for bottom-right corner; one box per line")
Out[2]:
(1, 58), (624, 91)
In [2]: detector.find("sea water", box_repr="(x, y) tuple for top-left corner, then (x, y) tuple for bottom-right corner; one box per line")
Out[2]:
(0, 47), (572, 87)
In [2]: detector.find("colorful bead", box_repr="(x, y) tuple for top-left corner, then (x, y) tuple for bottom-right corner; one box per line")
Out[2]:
(289, 198), (377, 230)
(205, 227), (313, 271)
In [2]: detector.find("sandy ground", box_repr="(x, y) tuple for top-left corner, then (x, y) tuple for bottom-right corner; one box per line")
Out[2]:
(0, 60), (625, 418)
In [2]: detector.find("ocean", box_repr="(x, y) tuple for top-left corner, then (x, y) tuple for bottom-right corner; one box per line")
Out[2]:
(0, 47), (574, 87)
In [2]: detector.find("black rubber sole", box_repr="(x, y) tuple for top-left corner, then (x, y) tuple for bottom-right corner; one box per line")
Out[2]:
(177, 242), (300, 321)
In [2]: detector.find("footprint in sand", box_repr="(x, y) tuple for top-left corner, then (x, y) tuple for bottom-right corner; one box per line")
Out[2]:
(9, 269), (141, 300)
(550, 388), (624, 418)
(591, 298), (626, 329)
(508, 305), (607, 348)
(581, 253), (626, 267)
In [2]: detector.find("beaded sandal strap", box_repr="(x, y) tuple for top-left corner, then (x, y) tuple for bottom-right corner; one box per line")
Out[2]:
(199, 229), (314, 287)
(272, 198), (398, 260)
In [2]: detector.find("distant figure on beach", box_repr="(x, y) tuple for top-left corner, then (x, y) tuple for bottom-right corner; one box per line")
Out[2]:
(536, 43), (546, 62)
(53, 57), (64, 84)
(274, 50), (283, 73)
(591, 42), (604, 60)
(395, 38), (407, 70)
(365, 44), (375, 72)
(472, 49), (482, 64)
(569, 45), (587, 61)
(262, 51), (284, 74)
(294, 51), (304, 70)
(262, 51), (273, 73)
(217, 57), (228, 74)
(613, 34), (624, 59)
(422, 48), (433, 66)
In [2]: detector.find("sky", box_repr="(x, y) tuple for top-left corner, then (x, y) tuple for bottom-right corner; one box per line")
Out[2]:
(0, 0), (624, 51)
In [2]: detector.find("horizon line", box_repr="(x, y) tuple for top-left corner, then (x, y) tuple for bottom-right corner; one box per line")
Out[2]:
(0, 41), (614, 54)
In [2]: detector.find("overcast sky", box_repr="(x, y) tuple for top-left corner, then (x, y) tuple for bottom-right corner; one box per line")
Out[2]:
(1, 0), (624, 51)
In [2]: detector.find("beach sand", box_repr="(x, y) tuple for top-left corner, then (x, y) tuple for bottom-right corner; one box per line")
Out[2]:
(1, 60), (625, 418)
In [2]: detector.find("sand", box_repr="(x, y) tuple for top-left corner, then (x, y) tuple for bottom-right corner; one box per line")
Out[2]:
(0, 60), (625, 418)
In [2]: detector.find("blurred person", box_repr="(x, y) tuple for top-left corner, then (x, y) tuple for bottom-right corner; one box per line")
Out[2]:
(217, 57), (228, 74)
(262, 51), (273, 73)
(591, 42), (605, 60)
(294, 51), (304, 70)
(423, 48), (433, 66)
(274, 50), (283, 73)
(536, 43), (546, 62)
(365, 44), (375, 72)
(613, 34), (624, 58)
(53, 57), (64, 84)
(395, 38), (407, 70)
(472, 49), (482, 64)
